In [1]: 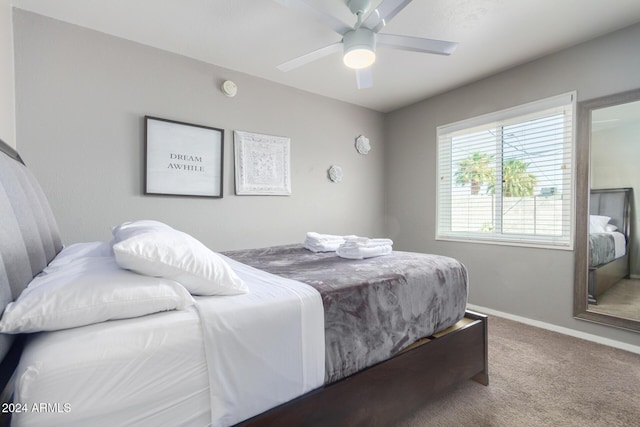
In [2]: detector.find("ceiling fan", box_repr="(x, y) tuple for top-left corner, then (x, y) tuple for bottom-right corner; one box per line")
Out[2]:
(274, 0), (458, 89)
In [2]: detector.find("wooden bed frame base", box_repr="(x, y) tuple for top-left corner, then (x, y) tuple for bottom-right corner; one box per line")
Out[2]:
(588, 254), (629, 304)
(238, 310), (488, 427)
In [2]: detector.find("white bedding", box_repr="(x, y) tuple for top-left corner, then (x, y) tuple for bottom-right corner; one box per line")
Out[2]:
(13, 308), (210, 427)
(610, 231), (626, 258)
(12, 256), (324, 427)
(198, 255), (324, 427)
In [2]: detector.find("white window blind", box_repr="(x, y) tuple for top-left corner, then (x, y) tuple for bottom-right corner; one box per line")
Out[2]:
(436, 92), (575, 249)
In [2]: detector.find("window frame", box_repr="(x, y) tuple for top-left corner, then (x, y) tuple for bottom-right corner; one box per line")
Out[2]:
(435, 92), (576, 250)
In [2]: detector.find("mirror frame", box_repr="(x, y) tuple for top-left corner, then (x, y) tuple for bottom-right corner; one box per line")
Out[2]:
(574, 88), (640, 332)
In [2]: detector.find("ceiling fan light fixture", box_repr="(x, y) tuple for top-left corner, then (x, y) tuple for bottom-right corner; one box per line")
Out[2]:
(343, 48), (376, 69)
(343, 28), (376, 69)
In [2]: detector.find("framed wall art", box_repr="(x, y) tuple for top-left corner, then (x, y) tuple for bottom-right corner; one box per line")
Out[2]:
(145, 116), (224, 198)
(234, 130), (291, 195)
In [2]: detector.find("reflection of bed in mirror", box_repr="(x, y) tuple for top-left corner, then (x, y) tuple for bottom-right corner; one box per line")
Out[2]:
(588, 188), (632, 304)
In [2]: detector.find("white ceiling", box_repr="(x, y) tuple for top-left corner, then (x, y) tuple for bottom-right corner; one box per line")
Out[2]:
(11, 0), (640, 112)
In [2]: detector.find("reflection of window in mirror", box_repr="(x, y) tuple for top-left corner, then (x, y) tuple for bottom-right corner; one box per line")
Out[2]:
(589, 100), (640, 321)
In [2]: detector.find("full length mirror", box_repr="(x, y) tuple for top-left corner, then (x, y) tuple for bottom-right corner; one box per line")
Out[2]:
(575, 88), (640, 332)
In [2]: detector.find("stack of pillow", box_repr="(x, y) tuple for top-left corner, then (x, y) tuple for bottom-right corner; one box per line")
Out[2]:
(111, 220), (247, 296)
(0, 220), (247, 334)
(589, 215), (618, 233)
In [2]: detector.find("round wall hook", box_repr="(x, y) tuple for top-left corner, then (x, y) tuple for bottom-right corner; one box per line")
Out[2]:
(221, 80), (238, 97)
(355, 135), (371, 154)
(328, 165), (343, 183)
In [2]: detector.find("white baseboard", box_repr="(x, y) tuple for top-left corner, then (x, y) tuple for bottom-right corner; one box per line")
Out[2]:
(467, 304), (640, 355)
(629, 274), (640, 280)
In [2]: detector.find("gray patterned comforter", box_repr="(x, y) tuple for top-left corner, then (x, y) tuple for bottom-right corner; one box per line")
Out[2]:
(222, 244), (468, 383)
(589, 233), (616, 267)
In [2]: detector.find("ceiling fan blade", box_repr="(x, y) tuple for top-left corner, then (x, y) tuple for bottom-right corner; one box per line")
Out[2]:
(277, 42), (343, 72)
(273, 0), (352, 35)
(355, 67), (373, 89)
(362, 0), (413, 33)
(377, 33), (458, 55)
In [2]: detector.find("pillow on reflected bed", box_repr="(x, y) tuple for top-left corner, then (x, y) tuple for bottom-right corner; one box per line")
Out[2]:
(0, 257), (194, 334)
(589, 215), (611, 233)
(112, 225), (248, 296)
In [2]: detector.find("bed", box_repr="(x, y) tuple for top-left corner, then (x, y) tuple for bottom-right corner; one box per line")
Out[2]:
(0, 138), (488, 427)
(588, 188), (632, 304)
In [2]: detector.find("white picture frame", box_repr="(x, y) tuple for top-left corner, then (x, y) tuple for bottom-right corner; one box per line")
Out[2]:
(234, 130), (291, 195)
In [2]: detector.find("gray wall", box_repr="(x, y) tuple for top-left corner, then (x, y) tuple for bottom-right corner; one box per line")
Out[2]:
(384, 23), (640, 346)
(13, 10), (385, 251)
(0, 0), (15, 147)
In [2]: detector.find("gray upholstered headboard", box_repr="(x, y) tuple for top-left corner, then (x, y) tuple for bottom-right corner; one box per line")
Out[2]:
(0, 139), (62, 365)
(590, 188), (632, 239)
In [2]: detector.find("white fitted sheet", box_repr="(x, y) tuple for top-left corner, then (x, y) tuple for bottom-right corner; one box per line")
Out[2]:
(12, 256), (324, 427)
(13, 307), (210, 427)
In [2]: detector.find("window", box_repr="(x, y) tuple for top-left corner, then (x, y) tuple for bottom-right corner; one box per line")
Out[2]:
(437, 93), (575, 249)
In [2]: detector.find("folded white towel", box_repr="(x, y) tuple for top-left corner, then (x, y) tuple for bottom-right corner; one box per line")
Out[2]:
(336, 235), (393, 259)
(304, 232), (357, 253)
(304, 232), (393, 255)
(343, 236), (394, 247)
(306, 232), (346, 243)
(336, 244), (392, 260)
(305, 240), (342, 253)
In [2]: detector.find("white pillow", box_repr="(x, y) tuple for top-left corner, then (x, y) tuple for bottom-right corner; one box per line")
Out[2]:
(0, 257), (194, 334)
(589, 215), (611, 233)
(46, 241), (114, 270)
(605, 224), (618, 232)
(113, 230), (248, 296)
(112, 220), (174, 244)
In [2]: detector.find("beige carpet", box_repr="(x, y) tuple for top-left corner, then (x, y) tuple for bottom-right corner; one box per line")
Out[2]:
(397, 316), (640, 427)
(589, 279), (640, 321)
